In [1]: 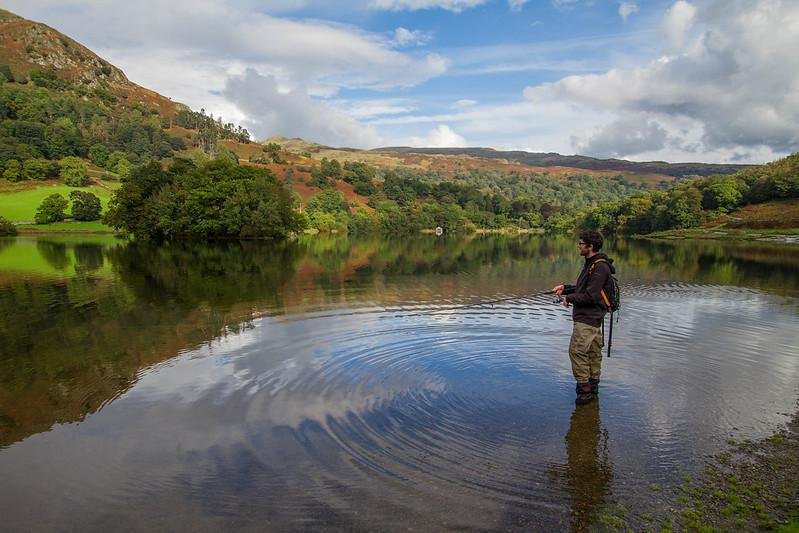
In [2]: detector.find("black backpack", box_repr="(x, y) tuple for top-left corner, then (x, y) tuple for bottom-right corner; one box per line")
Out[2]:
(589, 258), (620, 312)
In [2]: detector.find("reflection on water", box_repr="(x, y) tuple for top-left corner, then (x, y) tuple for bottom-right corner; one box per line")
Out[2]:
(0, 234), (798, 531)
(564, 402), (612, 532)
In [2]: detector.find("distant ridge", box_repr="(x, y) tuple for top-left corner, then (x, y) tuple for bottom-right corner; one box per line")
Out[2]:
(376, 147), (752, 178)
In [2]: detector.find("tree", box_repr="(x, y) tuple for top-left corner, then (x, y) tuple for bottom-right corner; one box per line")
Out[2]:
(46, 117), (83, 159)
(306, 189), (350, 215)
(106, 151), (131, 178)
(263, 142), (284, 163)
(2, 159), (21, 181)
(60, 156), (89, 186)
(215, 146), (238, 164)
(348, 208), (379, 235)
(353, 181), (376, 196)
(104, 159), (304, 240)
(23, 158), (55, 180)
(667, 186), (703, 229)
(323, 158), (342, 178)
(70, 190), (102, 221)
(89, 143), (110, 167)
(701, 176), (746, 212)
(35, 193), (69, 224)
(309, 166), (330, 188)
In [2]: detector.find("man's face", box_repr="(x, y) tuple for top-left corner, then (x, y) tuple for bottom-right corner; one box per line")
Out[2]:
(577, 239), (592, 257)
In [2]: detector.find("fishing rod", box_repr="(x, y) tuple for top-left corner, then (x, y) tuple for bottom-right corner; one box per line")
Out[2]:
(456, 289), (617, 359)
(457, 289), (556, 309)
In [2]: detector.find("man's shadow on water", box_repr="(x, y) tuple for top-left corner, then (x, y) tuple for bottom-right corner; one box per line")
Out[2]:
(499, 400), (613, 532)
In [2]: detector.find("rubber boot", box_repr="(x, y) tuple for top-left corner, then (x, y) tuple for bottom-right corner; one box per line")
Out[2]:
(575, 382), (594, 405)
(589, 378), (600, 396)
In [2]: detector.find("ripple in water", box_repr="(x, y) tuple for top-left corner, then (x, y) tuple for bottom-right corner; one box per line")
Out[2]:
(1, 283), (798, 531)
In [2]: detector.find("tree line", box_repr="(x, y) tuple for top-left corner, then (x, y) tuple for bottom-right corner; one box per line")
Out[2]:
(576, 153), (799, 234)
(296, 155), (652, 235)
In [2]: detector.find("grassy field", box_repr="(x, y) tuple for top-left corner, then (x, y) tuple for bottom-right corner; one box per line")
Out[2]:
(0, 180), (119, 232)
(0, 182), (118, 222)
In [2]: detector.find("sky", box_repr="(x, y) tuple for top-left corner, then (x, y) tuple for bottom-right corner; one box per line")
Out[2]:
(6, 0), (799, 163)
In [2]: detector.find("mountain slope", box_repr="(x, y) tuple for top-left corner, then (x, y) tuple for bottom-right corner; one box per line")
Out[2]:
(0, 8), (182, 117)
(376, 147), (751, 178)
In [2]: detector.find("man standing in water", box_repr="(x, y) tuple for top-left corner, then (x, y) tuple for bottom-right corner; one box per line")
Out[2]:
(552, 230), (615, 405)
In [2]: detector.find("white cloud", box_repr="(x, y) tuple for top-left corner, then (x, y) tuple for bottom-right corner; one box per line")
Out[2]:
(508, 0), (529, 12)
(454, 99), (478, 108)
(619, 1), (639, 21)
(521, 0), (799, 161)
(392, 27), (433, 47)
(409, 125), (467, 147)
(2, 1), (448, 99)
(370, 0), (487, 12)
(663, 0), (697, 49)
(224, 70), (383, 148)
(372, 99), (612, 155)
(330, 98), (417, 119)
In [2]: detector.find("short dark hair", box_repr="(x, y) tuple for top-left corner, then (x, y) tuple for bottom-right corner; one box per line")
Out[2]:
(579, 229), (603, 252)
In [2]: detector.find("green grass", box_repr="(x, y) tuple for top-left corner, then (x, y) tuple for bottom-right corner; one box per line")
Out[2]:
(0, 183), (116, 222)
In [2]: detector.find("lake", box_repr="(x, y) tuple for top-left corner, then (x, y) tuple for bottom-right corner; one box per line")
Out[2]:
(1, 234), (798, 531)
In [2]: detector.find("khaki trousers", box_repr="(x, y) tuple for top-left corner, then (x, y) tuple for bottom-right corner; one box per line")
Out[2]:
(568, 321), (603, 383)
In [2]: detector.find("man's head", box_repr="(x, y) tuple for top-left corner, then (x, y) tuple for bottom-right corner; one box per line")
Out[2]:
(577, 230), (603, 257)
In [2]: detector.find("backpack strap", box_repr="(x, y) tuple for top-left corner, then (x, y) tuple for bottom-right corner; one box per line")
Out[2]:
(589, 258), (612, 308)
(588, 258), (607, 274)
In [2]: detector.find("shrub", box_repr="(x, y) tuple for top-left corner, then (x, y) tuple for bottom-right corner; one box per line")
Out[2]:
(23, 158), (56, 180)
(70, 190), (102, 221)
(59, 156), (89, 186)
(2, 159), (21, 181)
(0, 215), (17, 236)
(353, 181), (376, 196)
(30, 68), (65, 90)
(35, 193), (69, 224)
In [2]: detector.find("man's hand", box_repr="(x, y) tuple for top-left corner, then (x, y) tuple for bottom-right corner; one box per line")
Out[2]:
(552, 284), (564, 296)
(562, 297), (570, 308)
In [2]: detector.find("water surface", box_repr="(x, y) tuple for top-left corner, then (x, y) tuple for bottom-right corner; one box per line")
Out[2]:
(1, 235), (798, 531)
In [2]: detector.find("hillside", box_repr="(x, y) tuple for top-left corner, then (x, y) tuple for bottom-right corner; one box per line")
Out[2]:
(376, 147), (751, 178)
(0, 8), (182, 117)
(265, 135), (674, 187)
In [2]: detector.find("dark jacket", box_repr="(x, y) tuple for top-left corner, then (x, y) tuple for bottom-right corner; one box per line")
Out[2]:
(563, 253), (615, 327)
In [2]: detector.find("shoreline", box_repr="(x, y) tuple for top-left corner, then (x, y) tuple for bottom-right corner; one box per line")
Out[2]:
(598, 404), (799, 531)
(639, 227), (799, 245)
